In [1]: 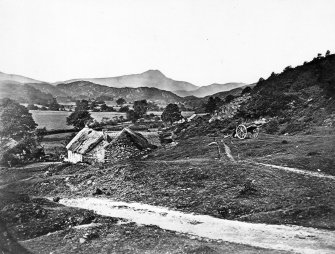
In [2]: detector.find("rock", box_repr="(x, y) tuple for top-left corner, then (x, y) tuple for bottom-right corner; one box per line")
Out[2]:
(53, 197), (60, 202)
(87, 180), (92, 185)
(44, 171), (52, 177)
(92, 188), (103, 195)
(83, 231), (99, 240)
(79, 238), (86, 244)
(217, 206), (229, 217)
(240, 179), (257, 195)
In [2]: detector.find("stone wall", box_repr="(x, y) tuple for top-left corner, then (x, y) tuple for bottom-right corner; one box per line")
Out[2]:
(83, 140), (109, 164)
(105, 143), (142, 163)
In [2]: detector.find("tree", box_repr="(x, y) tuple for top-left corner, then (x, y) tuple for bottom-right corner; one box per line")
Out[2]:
(66, 110), (93, 129)
(126, 110), (137, 123)
(242, 86), (252, 95)
(225, 94), (235, 103)
(89, 100), (98, 110)
(204, 97), (217, 113)
(119, 106), (129, 112)
(161, 104), (183, 124)
(0, 98), (37, 140)
(48, 98), (60, 111)
(100, 103), (109, 111)
(116, 98), (126, 106)
(326, 50), (330, 57)
(75, 100), (89, 111)
(283, 66), (292, 72)
(270, 72), (277, 77)
(133, 100), (148, 118)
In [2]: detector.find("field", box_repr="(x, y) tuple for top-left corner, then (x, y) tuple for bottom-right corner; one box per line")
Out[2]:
(30, 110), (127, 130)
(30, 110), (195, 130)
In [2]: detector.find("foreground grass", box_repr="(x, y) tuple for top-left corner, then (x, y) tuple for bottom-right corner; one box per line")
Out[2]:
(1, 129), (334, 254)
(5, 131), (335, 230)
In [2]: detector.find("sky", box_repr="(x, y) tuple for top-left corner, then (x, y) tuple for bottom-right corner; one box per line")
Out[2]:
(0, 0), (335, 86)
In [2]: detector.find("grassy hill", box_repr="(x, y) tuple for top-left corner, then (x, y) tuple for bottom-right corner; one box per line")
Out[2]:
(236, 54), (335, 133)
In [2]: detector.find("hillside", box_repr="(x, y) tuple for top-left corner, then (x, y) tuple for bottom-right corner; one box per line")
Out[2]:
(0, 71), (43, 85)
(58, 70), (198, 92)
(0, 82), (56, 105)
(175, 82), (246, 97)
(56, 81), (185, 104)
(237, 54), (335, 129)
(0, 70), (248, 104)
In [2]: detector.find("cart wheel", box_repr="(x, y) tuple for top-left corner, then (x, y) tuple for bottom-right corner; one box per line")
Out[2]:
(236, 125), (247, 139)
(251, 127), (259, 139)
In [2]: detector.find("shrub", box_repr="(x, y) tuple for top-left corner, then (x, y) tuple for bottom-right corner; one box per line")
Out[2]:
(281, 121), (305, 134)
(263, 119), (279, 134)
(241, 86), (252, 95)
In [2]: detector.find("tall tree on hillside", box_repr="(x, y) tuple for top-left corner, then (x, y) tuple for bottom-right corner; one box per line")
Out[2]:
(161, 104), (183, 124)
(225, 94), (235, 103)
(204, 97), (217, 113)
(0, 98), (37, 140)
(116, 98), (126, 106)
(134, 100), (148, 118)
(66, 110), (93, 129)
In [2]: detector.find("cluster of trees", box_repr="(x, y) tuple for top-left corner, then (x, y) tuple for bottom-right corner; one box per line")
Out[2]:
(26, 98), (64, 111)
(201, 96), (227, 114)
(126, 100), (148, 123)
(66, 100), (93, 129)
(161, 104), (183, 124)
(0, 98), (44, 166)
(78, 99), (115, 112)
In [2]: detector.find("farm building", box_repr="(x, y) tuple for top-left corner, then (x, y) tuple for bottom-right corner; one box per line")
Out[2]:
(65, 126), (159, 164)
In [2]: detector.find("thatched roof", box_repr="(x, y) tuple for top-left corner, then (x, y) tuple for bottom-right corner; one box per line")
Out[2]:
(66, 127), (105, 154)
(138, 132), (161, 147)
(105, 128), (155, 150)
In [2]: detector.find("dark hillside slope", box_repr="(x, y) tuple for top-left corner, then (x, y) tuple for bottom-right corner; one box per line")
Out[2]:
(238, 54), (335, 129)
(0, 82), (56, 105)
(56, 81), (184, 104)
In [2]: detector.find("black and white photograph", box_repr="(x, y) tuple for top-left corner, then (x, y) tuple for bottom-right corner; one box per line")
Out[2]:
(0, 0), (335, 253)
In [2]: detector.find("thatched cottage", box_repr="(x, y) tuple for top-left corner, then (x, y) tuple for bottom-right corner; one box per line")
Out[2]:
(66, 126), (159, 164)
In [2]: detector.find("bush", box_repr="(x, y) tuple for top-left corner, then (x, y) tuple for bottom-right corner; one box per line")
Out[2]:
(241, 86), (252, 95)
(281, 121), (305, 134)
(263, 119), (279, 134)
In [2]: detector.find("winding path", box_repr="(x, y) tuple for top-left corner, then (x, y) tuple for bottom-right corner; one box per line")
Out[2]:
(58, 197), (335, 254)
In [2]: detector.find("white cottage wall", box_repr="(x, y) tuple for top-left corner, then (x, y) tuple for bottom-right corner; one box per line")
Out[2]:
(67, 150), (83, 163)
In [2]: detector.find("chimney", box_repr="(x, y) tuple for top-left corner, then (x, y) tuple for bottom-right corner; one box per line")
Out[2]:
(102, 129), (108, 141)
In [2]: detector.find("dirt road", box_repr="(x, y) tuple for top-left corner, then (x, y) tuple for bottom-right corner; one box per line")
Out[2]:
(58, 197), (335, 254)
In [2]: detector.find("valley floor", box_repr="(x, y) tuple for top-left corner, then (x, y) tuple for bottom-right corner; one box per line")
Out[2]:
(1, 129), (334, 253)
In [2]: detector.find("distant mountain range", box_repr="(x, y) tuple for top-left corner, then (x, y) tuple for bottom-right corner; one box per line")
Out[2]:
(56, 70), (198, 92)
(174, 82), (246, 97)
(0, 70), (248, 105)
(0, 71), (43, 84)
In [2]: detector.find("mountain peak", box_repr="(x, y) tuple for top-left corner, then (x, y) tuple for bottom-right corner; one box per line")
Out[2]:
(142, 69), (165, 77)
